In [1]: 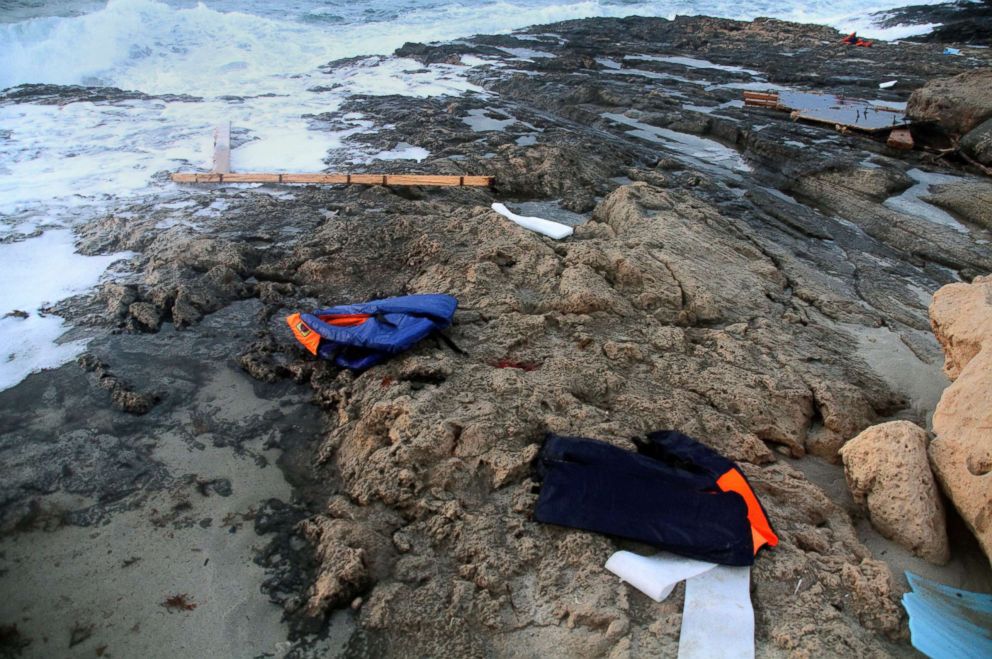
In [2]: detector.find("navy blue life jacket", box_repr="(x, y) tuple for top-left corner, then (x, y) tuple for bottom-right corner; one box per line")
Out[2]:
(287, 294), (458, 370)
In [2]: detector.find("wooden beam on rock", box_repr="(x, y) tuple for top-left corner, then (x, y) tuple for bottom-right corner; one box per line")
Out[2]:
(170, 172), (495, 187)
(172, 123), (493, 187)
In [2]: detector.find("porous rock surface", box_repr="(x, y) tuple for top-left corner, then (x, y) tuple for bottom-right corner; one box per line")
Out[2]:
(839, 420), (949, 564)
(929, 275), (992, 563)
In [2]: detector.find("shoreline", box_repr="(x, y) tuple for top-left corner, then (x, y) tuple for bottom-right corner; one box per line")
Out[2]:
(2, 3), (992, 657)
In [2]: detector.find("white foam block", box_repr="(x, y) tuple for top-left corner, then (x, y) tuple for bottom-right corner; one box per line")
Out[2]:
(605, 551), (717, 602)
(491, 202), (573, 240)
(678, 565), (754, 659)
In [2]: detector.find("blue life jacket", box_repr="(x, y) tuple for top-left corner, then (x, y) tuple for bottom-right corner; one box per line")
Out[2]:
(286, 294), (458, 370)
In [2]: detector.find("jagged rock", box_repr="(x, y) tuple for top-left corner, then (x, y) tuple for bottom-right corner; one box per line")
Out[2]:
(298, 496), (399, 617)
(103, 283), (138, 319)
(961, 117), (992, 167)
(928, 275), (992, 563)
(76, 354), (160, 415)
(128, 301), (161, 332)
(907, 70), (992, 135)
(839, 421), (949, 564)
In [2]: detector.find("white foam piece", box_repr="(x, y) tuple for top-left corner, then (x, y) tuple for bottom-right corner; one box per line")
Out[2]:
(605, 551), (717, 602)
(491, 203), (573, 239)
(679, 565), (754, 659)
(879, 80), (898, 89)
(0, 229), (133, 391)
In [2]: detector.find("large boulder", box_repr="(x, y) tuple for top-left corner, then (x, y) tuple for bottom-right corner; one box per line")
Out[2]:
(929, 274), (992, 380)
(928, 275), (992, 563)
(839, 421), (949, 564)
(908, 70), (992, 136)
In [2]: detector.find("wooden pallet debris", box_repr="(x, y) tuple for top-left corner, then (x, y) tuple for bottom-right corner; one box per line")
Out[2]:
(171, 123), (493, 187)
(743, 90), (908, 133)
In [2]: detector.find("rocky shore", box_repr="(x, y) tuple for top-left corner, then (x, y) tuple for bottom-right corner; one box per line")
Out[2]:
(2, 6), (992, 658)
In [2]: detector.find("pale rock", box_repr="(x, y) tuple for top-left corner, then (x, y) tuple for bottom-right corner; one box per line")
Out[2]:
(839, 420), (949, 564)
(928, 275), (992, 564)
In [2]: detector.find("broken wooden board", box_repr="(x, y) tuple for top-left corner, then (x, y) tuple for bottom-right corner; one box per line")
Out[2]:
(887, 127), (915, 150)
(171, 172), (495, 187)
(212, 122), (230, 174)
(743, 90), (908, 132)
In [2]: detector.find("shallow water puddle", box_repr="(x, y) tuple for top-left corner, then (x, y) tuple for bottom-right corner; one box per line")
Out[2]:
(883, 168), (970, 233)
(626, 54), (763, 76)
(602, 112), (751, 175)
(463, 108), (517, 131)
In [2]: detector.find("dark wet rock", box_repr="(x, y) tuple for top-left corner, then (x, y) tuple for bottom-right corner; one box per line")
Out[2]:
(961, 117), (992, 167)
(0, 301), (324, 534)
(0, 83), (202, 106)
(879, 1), (992, 46)
(2, 309), (28, 320)
(77, 353), (160, 414)
(393, 42), (507, 65)
(194, 477), (233, 497)
(128, 301), (161, 331)
(907, 69), (992, 135)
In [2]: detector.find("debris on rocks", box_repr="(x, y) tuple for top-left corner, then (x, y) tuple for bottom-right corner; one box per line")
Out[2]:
(902, 572), (992, 658)
(161, 594), (197, 612)
(491, 202), (574, 239)
(743, 90), (908, 132)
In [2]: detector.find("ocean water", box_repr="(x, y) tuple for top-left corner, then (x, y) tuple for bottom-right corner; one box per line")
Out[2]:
(0, 0), (941, 390)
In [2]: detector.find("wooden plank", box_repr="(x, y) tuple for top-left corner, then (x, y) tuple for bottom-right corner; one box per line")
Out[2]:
(744, 99), (780, 108)
(281, 173), (350, 184)
(212, 122), (231, 174)
(461, 175), (495, 187)
(349, 174), (388, 185)
(743, 91), (779, 101)
(171, 173), (222, 183)
(222, 173), (282, 183)
(171, 172), (494, 186)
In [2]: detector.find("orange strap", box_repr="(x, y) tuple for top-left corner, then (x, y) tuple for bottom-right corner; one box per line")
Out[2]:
(717, 469), (779, 555)
(317, 313), (371, 327)
(286, 313), (321, 355)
